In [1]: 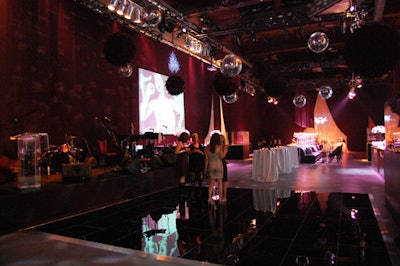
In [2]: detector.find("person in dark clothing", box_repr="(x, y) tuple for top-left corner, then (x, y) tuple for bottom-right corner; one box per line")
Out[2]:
(175, 132), (190, 198)
(188, 133), (205, 195)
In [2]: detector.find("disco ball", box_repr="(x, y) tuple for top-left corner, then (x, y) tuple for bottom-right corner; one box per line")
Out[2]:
(119, 64), (133, 77)
(220, 54), (242, 77)
(223, 92), (238, 104)
(293, 95), (307, 108)
(142, 5), (162, 27)
(307, 32), (329, 53)
(319, 85), (333, 99)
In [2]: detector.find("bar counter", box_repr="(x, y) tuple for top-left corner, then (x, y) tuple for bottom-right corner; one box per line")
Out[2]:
(384, 150), (400, 227)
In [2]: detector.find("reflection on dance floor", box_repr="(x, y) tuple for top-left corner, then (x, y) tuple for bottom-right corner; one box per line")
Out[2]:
(31, 187), (391, 265)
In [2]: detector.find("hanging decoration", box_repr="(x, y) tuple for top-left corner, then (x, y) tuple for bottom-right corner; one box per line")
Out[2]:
(213, 72), (239, 96)
(293, 95), (307, 108)
(344, 23), (400, 78)
(142, 4), (162, 27)
(307, 31), (329, 53)
(103, 33), (136, 66)
(262, 73), (287, 97)
(319, 85), (333, 100)
(223, 92), (238, 104)
(220, 54), (242, 77)
(165, 75), (184, 95)
(252, 57), (272, 80)
(168, 51), (180, 73)
(118, 64), (133, 77)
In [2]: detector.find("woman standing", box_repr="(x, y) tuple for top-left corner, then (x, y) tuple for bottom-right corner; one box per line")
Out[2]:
(175, 132), (190, 198)
(205, 133), (228, 204)
(188, 133), (205, 195)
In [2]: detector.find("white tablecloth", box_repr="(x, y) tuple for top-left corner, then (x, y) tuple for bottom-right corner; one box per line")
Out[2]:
(251, 146), (299, 183)
(252, 188), (292, 212)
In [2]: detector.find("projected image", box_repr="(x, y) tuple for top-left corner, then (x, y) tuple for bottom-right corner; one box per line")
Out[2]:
(139, 68), (185, 135)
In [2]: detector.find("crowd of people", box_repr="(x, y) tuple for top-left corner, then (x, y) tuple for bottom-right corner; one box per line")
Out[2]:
(174, 131), (229, 206)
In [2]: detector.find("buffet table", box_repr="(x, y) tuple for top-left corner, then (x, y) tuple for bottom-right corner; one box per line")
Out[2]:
(251, 146), (299, 183)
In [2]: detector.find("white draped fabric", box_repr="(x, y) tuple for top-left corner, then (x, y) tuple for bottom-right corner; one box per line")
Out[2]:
(304, 95), (348, 151)
(251, 146), (299, 183)
(204, 96), (228, 145)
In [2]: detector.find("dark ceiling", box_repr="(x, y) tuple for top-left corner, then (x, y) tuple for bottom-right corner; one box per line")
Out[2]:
(83, 0), (400, 92)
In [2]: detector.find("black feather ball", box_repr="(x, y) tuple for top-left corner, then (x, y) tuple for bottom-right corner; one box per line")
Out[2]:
(166, 75), (185, 95)
(344, 23), (400, 78)
(213, 72), (239, 96)
(103, 33), (136, 66)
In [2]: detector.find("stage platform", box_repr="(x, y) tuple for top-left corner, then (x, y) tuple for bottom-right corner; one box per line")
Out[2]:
(0, 164), (177, 235)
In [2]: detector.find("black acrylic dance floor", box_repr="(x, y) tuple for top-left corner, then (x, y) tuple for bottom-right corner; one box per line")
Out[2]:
(30, 187), (391, 265)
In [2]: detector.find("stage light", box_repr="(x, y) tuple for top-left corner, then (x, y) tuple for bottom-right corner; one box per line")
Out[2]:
(207, 57), (217, 71)
(107, 0), (118, 11)
(124, 2), (134, 19)
(116, 0), (126, 16)
(132, 6), (141, 23)
(348, 88), (356, 99)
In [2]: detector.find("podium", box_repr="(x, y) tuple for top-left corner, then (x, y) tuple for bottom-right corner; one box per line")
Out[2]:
(14, 133), (42, 189)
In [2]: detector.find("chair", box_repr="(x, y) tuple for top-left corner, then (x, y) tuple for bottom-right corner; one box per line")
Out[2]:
(328, 145), (343, 163)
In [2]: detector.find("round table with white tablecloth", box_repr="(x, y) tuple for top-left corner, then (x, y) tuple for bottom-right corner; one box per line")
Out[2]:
(251, 148), (279, 182)
(251, 146), (299, 183)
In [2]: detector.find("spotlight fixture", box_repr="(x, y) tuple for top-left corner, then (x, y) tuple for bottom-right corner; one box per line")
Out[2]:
(116, 0), (126, 16)
(343, 1), (367, 34)
(207, 57), (217, 71)
(132, 6), (141, 23)
(124, 2), (134, 19)
(348, 72), (363, 89)
(107, 0), (118, 11)
(348, 88), (356, 99)
(267, 96), (278, 104)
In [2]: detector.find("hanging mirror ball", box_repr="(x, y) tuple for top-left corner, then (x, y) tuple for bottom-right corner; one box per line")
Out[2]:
(220, 54), (242, 77)
(319, 85), (333, 99)
(293, 95), (306, 108)
(119, 64), (133, 77)
(223, 92), (238, 104)
(142, 5), (162, 27)
(307, 32), (329, 53)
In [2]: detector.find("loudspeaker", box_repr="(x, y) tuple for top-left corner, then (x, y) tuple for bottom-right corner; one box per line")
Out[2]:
(62, 162), (91, 183)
